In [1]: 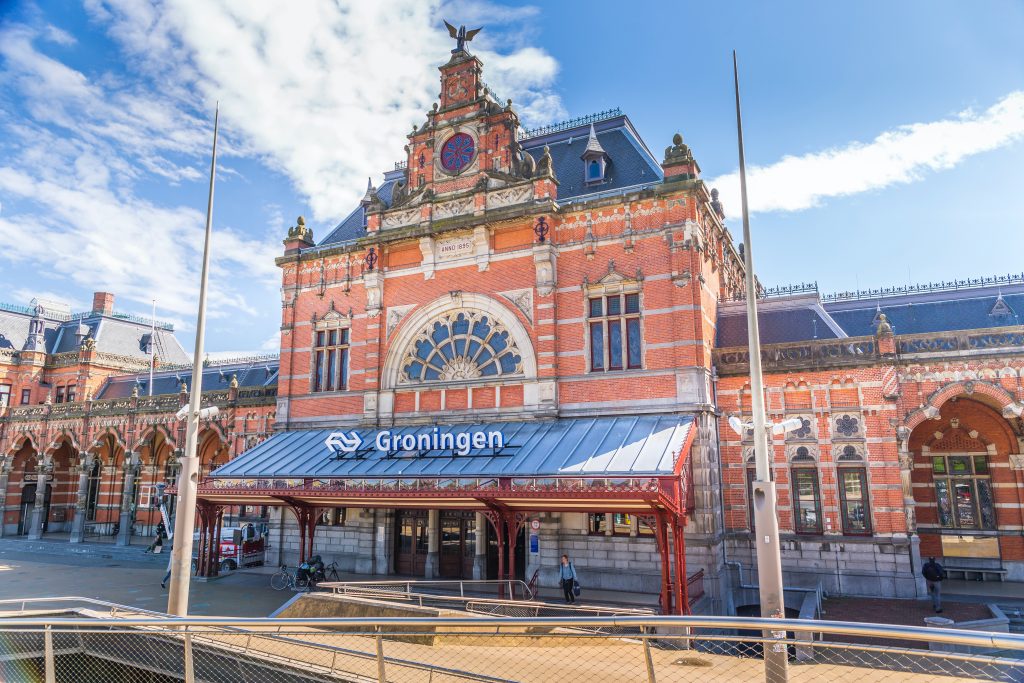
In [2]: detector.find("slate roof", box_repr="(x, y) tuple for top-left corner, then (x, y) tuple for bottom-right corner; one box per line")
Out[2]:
(716, 305), (843, 347)
(520, 115), (663, 202)
(95, 357), (279, 399)
(210, 415), (693, 479)
(716, 282), (1024, 346)
(823, 284), (1024, 337)
(315, 113), (663, 249)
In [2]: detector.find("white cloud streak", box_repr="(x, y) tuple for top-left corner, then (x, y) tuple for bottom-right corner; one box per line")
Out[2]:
(0, 1), (565, 335)
(709, 91), (1024, 219)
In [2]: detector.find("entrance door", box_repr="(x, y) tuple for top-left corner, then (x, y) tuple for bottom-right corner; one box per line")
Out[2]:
(395, 510), (429, 576)
(439, 511), (477, 579)
(484, 521), (526, 580)
(18, 484), (52, 535)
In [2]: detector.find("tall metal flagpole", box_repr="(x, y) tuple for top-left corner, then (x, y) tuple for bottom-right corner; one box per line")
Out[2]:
(168, 103), (219, 617)
(733, 51), (788, 683)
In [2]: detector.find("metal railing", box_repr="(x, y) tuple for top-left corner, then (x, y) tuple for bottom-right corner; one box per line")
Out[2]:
(2, 608), (1024, 682)
(321, 578), (535, 601)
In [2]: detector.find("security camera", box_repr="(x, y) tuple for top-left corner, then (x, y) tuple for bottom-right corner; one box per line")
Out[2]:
(174, 405), (219, 421)
(771, 417), (805, 435)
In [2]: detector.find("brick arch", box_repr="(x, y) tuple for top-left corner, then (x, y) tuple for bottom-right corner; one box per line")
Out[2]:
(43, 431), (81, 458)
(6, 432), (40, 456)
(905, 381), (1018, 434)
(132, 423), (178, 453)
(88, 427), (127, 454)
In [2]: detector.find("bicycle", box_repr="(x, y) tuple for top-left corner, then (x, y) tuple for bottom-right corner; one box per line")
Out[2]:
(323, 561), (340, 582)
(270, 564), (313, 591)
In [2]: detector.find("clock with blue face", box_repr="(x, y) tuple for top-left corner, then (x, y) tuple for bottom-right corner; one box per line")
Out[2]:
(440, 133), (475, 173)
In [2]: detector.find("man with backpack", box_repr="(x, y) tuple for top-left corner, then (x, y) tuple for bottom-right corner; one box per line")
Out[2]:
(922, 557), (945, 613)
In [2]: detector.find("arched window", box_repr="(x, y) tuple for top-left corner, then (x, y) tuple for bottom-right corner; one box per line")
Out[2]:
(402, 311), (522, 383)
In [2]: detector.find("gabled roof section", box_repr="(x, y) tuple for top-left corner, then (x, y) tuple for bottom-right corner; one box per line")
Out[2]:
(520, 113), (663, 202)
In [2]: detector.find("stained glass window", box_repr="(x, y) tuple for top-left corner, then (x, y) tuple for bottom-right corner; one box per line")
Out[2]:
(402, 311), (522, 383)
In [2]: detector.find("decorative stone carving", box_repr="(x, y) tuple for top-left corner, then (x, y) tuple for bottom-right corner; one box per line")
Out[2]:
(381, 207), (420, 229)
(497, 289), (534, 324)
(436, 233), (476, 261)
(433, 197), (474, 221)
(1010, 453), (1024, 471)
(486, 185), (532, 210)
(833, 414), (862, 438)
(364, 270), (384, 318)
(419, 235), (436, 280)
(533, 243), (557, 296)
(386, 304), (417, 338)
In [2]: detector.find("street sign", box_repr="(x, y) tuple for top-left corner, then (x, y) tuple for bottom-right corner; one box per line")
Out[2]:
(530, 519), (540, 531)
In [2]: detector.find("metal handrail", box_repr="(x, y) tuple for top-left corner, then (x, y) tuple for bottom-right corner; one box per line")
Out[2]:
(321, 578), (535, 601)
(3, 613), (1024, 650)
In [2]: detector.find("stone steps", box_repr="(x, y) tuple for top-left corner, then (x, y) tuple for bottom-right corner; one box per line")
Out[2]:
(0, 537), (167, 565)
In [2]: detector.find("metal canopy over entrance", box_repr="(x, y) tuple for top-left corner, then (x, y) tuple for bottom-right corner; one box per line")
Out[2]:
(190, 415), (697, 613)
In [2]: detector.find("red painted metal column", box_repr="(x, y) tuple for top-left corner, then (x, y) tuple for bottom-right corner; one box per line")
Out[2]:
(651, 511), (671, 615)
(672, 513), (689, 615)
(209, 506), (224, 577)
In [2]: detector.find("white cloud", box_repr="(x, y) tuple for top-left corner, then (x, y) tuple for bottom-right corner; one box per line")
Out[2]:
(78, 0), (566, 221)
(708, 91), (1024, 219)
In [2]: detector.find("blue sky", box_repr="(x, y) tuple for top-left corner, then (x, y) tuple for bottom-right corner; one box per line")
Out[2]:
(0, 1), (1021, 354)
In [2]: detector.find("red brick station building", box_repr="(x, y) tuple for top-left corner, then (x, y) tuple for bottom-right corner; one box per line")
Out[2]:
(2, 40), (1023, 615)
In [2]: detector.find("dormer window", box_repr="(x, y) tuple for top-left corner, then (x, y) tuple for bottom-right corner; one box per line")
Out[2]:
(580, 123), (608, 185)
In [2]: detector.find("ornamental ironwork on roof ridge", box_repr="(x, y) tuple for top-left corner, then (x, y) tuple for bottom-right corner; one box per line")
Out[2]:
(153, 352), (281, 372)
(0, 300), (175, 330)
(720, 282), (818, 303)
(518, 108), (623, 141)
(822, 272), (1024, 303)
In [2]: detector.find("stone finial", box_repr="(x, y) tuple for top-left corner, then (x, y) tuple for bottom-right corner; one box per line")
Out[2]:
(875, 313), (894, 337)
(130, 385), (139, 398)
(80, 335), (96, 351)
(179, 380), (188, 394)
(537, 145), (556, 179)
(360, 177), (380, 207)
(710, 188), (725, 219)
(45, 390), (52, 405)
(664, 133), (694, 164)
(285, 215), (314, 247)
(229, 374), (238, 389)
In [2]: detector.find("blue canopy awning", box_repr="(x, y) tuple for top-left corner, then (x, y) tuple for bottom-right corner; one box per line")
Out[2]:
(211, 415), (694, 480)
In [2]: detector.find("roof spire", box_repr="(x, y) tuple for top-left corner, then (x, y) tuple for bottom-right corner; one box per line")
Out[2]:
(582, 123), (606, 157)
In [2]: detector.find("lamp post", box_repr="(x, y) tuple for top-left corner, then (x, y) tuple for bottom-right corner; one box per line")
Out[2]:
(167, 103), (219, 617)
(732, 50), (789, 683)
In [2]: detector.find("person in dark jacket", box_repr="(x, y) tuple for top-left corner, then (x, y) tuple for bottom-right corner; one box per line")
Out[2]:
(922, 557), (945, 613)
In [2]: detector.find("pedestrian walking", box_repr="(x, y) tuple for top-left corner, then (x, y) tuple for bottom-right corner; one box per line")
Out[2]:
(922, 557), (945, 613)
(558, 554), (578, 604)
(161, 548), (173, 589)
(145, 521), (167, 553)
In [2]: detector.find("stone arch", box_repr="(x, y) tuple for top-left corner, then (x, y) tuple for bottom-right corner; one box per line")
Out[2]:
(88, 426), (127, 455)
(6, 432), (39, 456)
(43, 431), (81, 458)
(132, 423), (178, 453)
(905, 380), (1019, 434)
(381, 292), (538, 390)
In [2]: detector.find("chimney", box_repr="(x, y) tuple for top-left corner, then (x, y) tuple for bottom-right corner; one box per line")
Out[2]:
(92, 292), (115, 315)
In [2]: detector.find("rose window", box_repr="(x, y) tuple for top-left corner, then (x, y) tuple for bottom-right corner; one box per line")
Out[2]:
(402, 311), (522, 383)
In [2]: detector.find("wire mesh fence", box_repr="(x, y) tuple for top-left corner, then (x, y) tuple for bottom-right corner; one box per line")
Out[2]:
(0, 614), (1023, 682)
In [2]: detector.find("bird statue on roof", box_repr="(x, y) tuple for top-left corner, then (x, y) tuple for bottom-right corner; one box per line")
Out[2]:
(444, 21), (481, 53)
